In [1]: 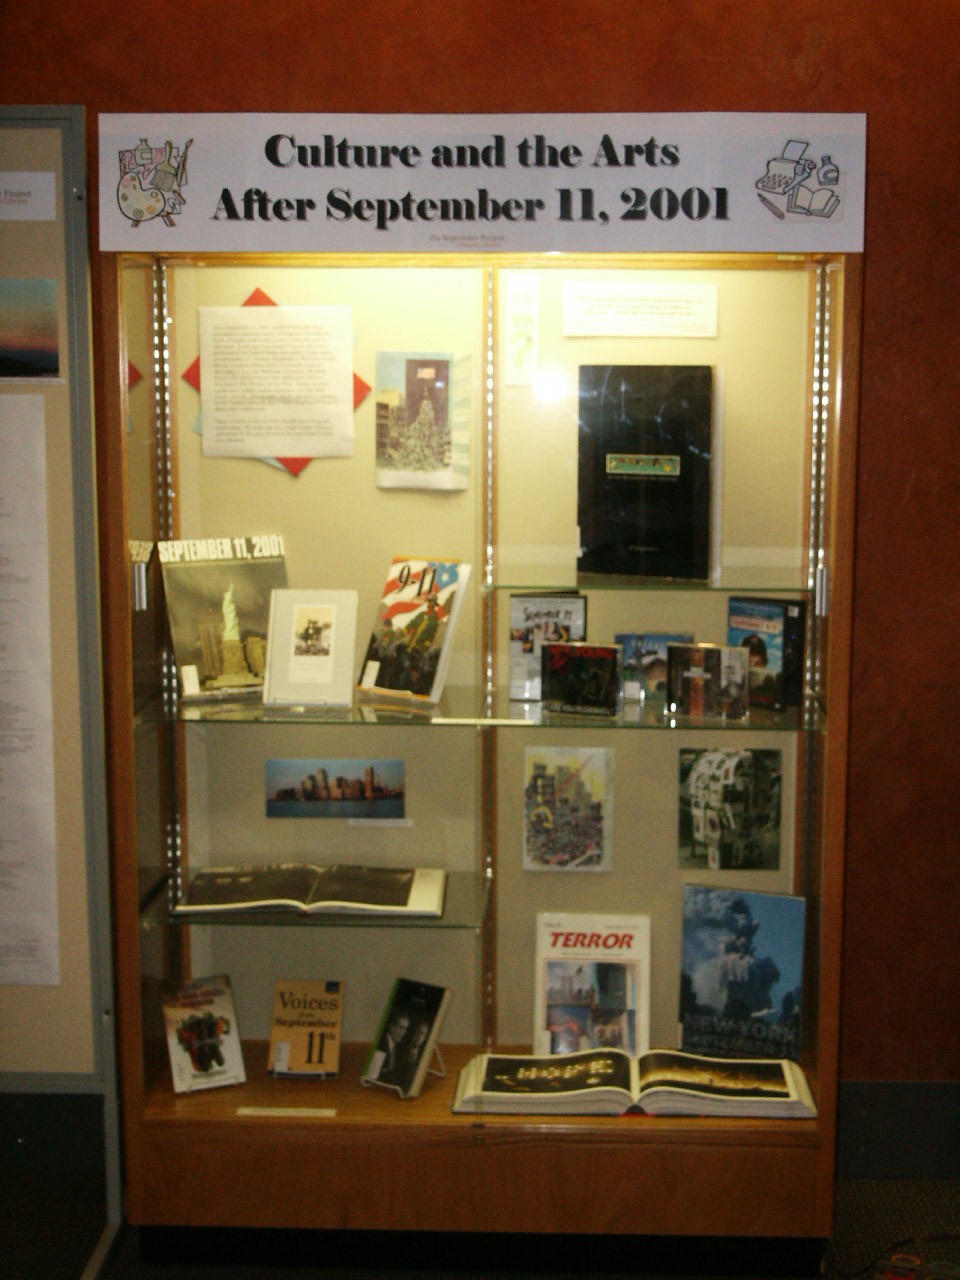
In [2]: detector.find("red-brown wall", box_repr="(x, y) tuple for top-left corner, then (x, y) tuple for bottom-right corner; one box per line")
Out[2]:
(4, 0), (958, 1083)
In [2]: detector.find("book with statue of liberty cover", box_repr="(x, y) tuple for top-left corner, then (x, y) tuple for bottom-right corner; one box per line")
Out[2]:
(157, 535), (287, 701)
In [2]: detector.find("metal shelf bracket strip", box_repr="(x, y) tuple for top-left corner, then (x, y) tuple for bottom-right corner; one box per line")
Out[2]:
(152, 262), (184, 900)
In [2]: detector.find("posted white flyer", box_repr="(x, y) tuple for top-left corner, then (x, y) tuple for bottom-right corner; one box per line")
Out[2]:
(199, 304), (354, 458)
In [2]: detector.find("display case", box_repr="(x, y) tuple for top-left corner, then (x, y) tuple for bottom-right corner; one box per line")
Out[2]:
(99, 250), (859, 1238)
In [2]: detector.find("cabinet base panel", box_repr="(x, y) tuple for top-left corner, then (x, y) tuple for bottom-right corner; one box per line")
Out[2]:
(136, 1226), (828, 1275)
(132, 1043), (833, 1236)
(133, 1127), (833, 1236)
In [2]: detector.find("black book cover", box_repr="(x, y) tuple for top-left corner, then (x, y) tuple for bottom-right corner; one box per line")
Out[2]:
(577, 365), (713, 580)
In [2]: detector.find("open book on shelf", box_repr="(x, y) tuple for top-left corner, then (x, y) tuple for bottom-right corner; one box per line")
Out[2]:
(452, 1047), (816, 1118)
(173, 864), (447, 918)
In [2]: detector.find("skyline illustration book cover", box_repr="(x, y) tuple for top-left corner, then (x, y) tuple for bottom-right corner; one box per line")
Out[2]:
(523, 746), (614, 871)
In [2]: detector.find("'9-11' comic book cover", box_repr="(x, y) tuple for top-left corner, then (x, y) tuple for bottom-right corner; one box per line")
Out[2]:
(357, 557), (471, 704)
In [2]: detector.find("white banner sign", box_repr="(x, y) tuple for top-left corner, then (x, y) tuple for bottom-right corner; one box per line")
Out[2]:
(99, 113), (865, 254)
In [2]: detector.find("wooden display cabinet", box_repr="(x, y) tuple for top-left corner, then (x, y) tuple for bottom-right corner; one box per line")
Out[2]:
(97, 251), (859, 1240)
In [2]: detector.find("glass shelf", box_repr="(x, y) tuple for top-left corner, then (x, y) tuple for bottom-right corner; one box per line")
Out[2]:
(492, 698), (815, 732)
(488, 575), (813, 595)
(135, 690), (819, 732)
(143, 870), (490, 931)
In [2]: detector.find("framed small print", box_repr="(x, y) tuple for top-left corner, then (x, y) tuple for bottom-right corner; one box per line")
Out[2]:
(263, 589), (358, 706)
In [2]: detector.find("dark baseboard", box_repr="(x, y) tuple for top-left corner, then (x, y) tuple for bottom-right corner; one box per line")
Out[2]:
(838, 1080), (960, 1179)
(138, 1225), (827, 1276)
(0, 1091), (105, 1176)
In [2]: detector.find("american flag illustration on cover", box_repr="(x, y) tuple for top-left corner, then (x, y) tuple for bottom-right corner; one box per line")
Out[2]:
(358, 557), (472, 704)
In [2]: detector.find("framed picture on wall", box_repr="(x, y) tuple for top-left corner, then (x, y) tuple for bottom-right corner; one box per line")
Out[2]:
(522, 745), (614, 871)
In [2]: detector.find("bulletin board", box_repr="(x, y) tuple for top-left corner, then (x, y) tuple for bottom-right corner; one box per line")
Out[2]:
(0, 107), (112, 1089)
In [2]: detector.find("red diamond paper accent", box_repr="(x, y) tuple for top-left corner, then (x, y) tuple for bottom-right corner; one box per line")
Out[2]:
(243, 287), (276, 307)
(352, 371), (372, 410)
(182, 355), (200, 392)
(273, 457), (313, 478)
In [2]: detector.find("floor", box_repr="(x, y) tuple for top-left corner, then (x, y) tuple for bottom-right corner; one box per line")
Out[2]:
(5, 1175), (960, 1279)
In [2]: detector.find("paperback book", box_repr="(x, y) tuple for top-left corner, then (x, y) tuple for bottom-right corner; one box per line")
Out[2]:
(173, 864), (447, 918)
(509, 592), (587, 701)
(541, 641), (622, 717)
(577, 365), (714, 581)
(157, 535), (288, 701)
(533, 912), (651, 1056)
(666, 642), (749, 719)
(617, 631), (694, 700)
(726, 596), (807, 710)
(362, 977), (452, 1099)
(161, 973), (246, 1094)
(357, 557), (471, 704)
(680, 885), (806, 1061)
(452, 1047), (815, 1118)
(263, 589), (358, 707)
(267, 978), (343, 1078)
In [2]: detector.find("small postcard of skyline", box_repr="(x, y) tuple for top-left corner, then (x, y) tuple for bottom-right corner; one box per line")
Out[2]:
(0, 278), (59, 378)
(266, 757), (406, 819)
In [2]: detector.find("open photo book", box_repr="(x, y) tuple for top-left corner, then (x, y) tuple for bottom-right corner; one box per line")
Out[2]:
(173, 864), (446, 918)
(452, 1047), (816, 1118)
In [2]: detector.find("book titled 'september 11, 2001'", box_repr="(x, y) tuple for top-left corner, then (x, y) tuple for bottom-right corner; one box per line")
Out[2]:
(157, 535), (288, 701)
